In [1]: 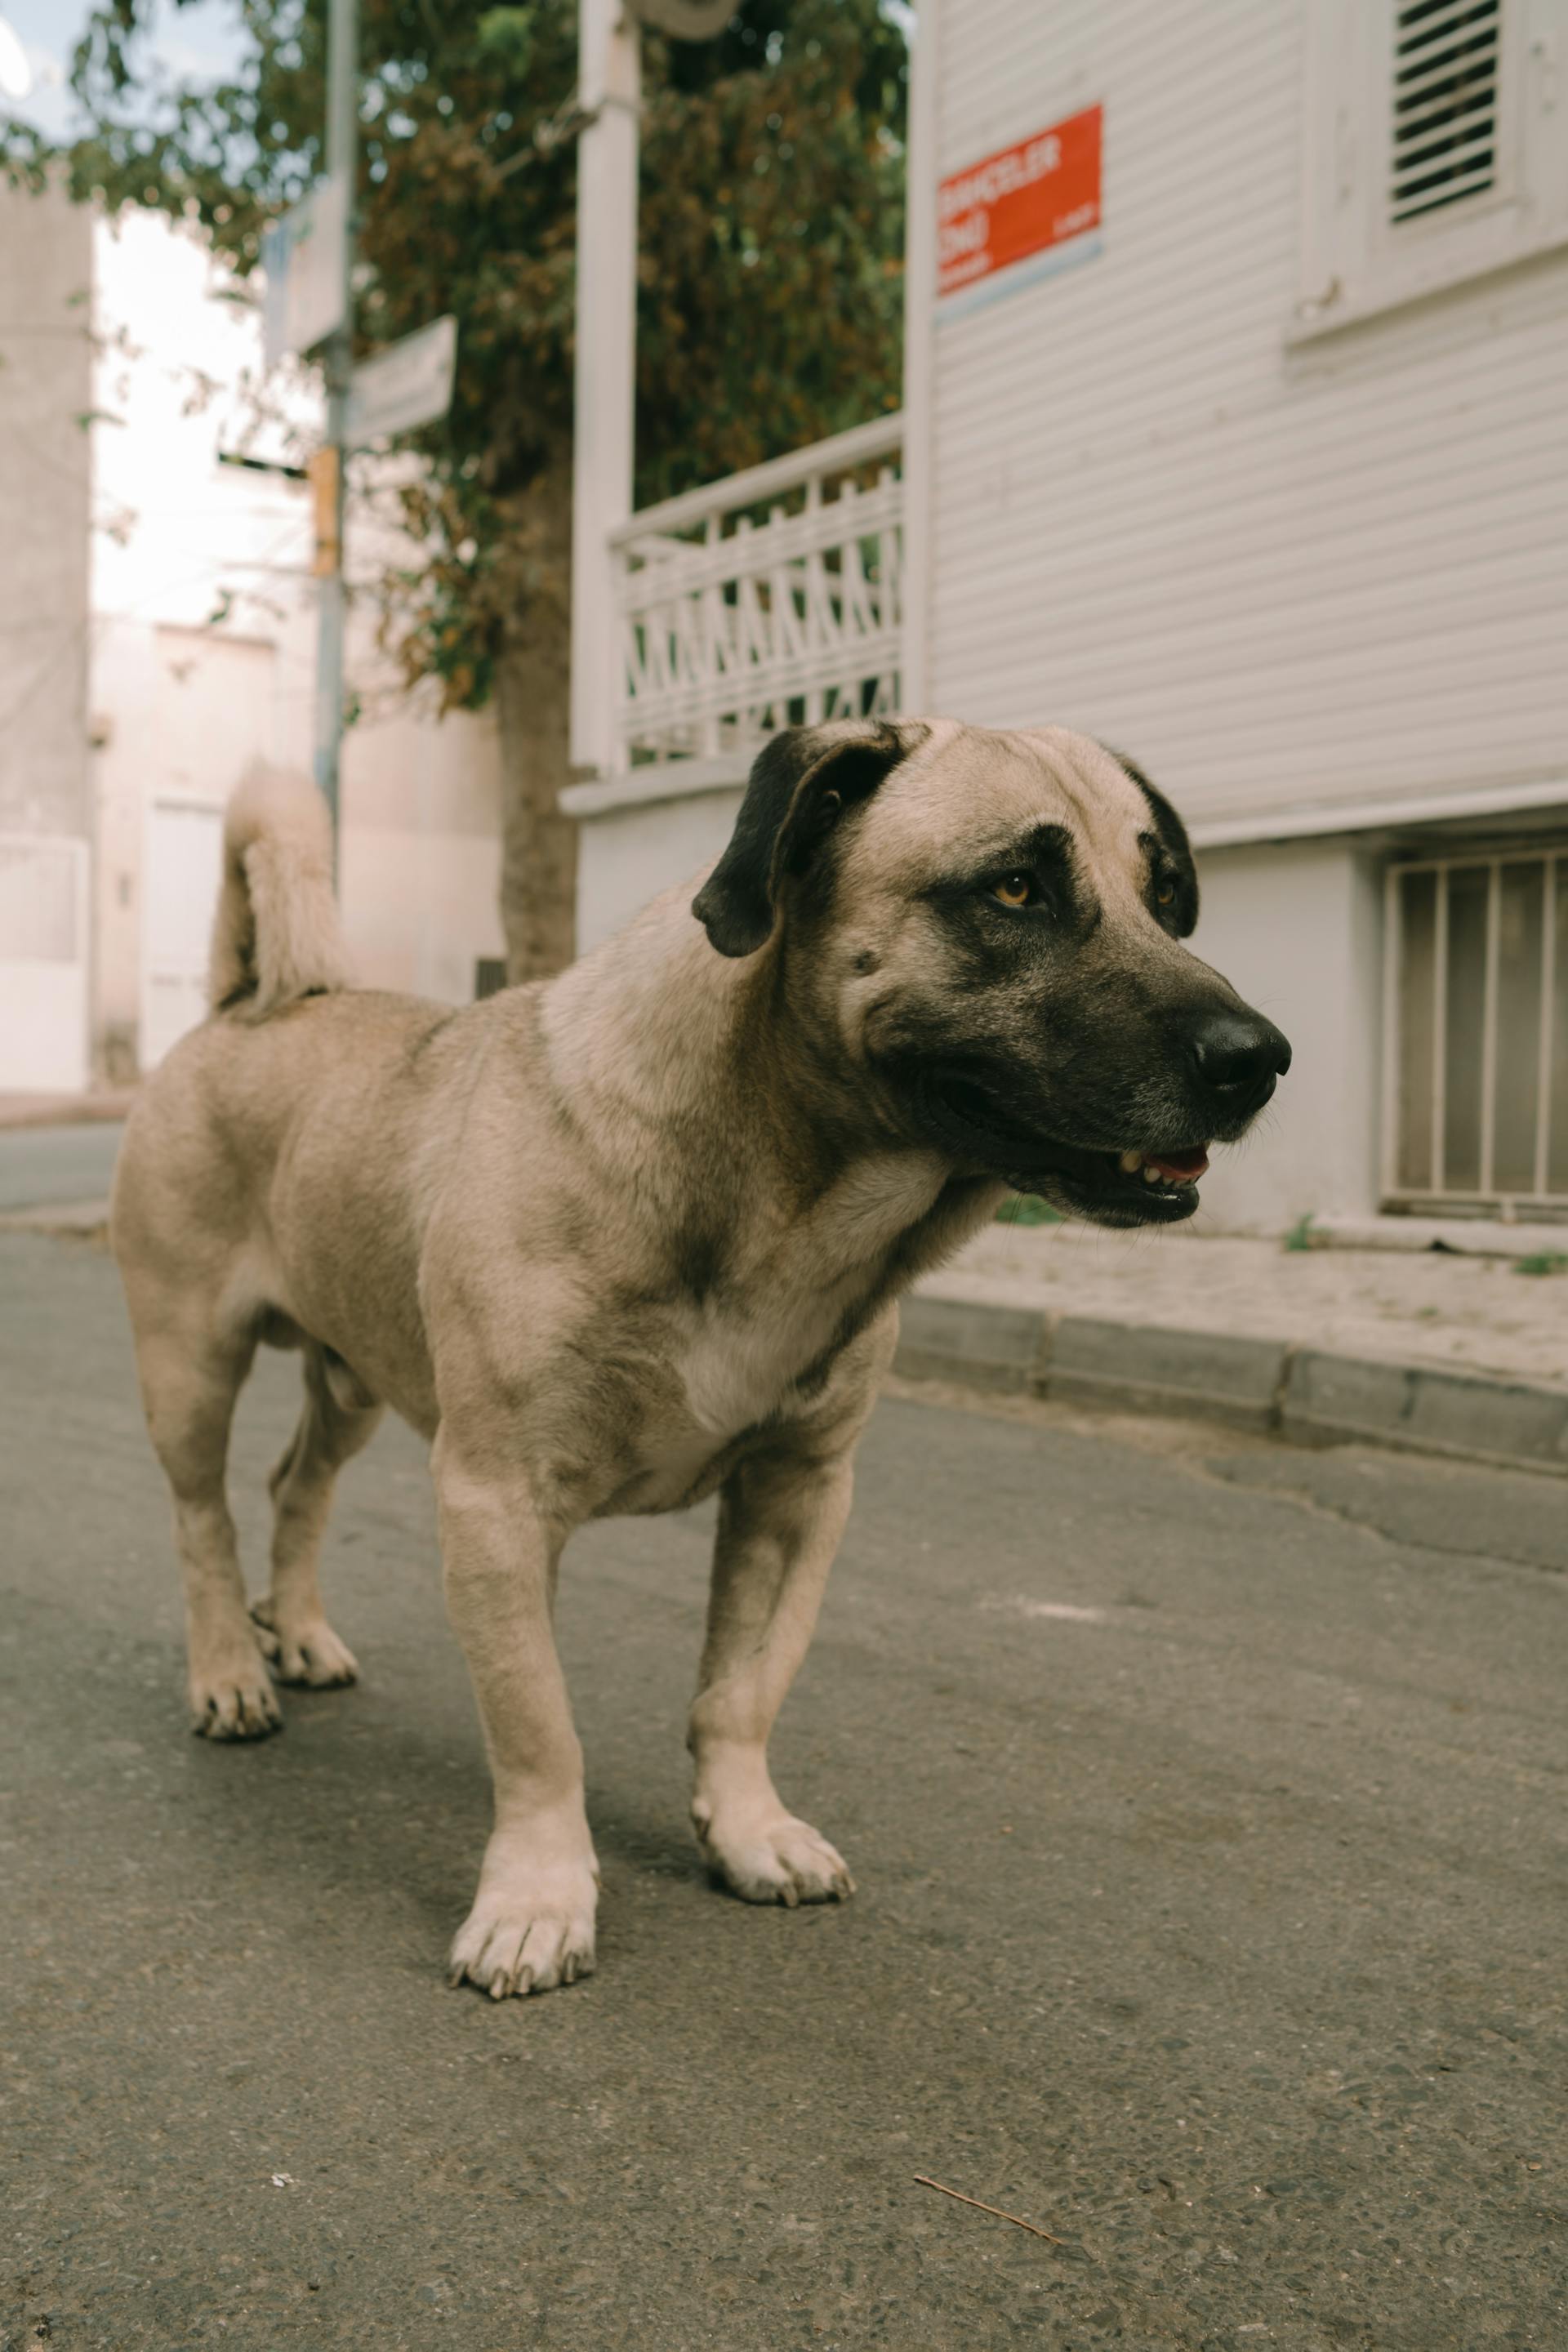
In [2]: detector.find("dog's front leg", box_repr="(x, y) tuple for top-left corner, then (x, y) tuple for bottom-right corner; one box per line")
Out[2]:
(433, 1428), (598, 1998)
(688, 1446), (858, 1906)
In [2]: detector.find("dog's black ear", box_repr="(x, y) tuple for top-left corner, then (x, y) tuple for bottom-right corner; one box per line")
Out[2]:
(1111, 748), (1200, 938)
(693, 721), (920, 957)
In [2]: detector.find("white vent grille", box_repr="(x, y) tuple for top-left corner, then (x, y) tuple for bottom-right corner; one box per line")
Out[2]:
(1390, 0), (1502, 225)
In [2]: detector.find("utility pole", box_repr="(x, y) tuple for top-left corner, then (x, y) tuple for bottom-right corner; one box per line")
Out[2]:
(568, 0), (641, 786)
(314, 0), (359, 845)
(567, 0), (726, 786)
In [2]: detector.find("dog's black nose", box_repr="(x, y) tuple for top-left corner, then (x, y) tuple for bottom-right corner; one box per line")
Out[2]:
(1190, 1009), (1292, 1111)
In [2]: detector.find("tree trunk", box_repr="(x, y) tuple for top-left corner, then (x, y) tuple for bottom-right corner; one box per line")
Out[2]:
(493, 469), (577, 983)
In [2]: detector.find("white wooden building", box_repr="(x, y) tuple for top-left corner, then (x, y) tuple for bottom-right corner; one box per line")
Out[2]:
(567, 0), (1568, 1237)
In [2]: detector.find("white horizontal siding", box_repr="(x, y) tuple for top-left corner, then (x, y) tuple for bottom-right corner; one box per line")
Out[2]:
(925, 0), (1568, 837)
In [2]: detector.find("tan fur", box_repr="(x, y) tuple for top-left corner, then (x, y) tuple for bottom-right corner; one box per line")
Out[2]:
(113, 719), (1283, 2000)
(207, 764), (352, 1018)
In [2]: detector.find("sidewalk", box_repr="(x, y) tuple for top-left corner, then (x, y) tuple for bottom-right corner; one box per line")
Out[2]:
(922, 1216), (1568, 1392)
(901, 1213), (1568, 1477)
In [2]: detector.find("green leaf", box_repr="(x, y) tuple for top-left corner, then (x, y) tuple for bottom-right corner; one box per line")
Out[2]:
(476, 9), (538, 75)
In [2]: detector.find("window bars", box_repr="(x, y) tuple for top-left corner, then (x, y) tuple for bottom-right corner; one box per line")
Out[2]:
(1383, 846), (1568, 1213)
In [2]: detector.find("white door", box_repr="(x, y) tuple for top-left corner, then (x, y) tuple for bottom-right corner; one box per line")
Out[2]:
(138, 630), (277, 1070)
(140, 800), (225, 1068)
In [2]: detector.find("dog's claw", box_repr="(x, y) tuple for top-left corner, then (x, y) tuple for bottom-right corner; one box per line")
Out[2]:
(448, 1860), (599, 2001)
(189, 1662), (283, 1740)
(696, 1807), (854, 1908)
(248, 1598), (359, 1688)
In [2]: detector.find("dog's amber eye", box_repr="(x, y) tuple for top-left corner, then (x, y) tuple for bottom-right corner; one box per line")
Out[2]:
(1156, 883), (1175, 906)
(991, 875), (1034, 908)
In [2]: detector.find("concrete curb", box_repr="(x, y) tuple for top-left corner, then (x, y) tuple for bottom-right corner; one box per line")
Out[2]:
(896, 1294), (1568, 1478)
(0, 1198), (110, 1238)
(0, 1092), (134, 1131)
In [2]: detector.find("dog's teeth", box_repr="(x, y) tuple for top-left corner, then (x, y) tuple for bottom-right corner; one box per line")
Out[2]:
(1142, 1164), (1161, 1184)
(1119, 1150), (1143, 1174)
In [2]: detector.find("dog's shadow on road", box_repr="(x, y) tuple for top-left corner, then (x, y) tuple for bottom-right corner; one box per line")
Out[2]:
(156, 1664), (717, 1971)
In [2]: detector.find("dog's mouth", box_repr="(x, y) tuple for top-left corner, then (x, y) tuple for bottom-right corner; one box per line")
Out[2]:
(919, 1073), (1211, 1227)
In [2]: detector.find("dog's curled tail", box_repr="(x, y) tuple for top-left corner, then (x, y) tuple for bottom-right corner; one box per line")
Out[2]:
(207, 766), (352, 1020)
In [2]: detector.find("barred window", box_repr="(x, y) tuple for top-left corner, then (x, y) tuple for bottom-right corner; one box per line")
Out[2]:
(1386, 848), (1568, 1213)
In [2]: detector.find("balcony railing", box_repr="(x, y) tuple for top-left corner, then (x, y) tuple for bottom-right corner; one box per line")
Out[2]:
(608, 413), (903, 777)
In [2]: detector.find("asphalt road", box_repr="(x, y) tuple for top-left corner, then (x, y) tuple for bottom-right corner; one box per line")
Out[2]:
(0, 1124), (124, 1213)
(2, 1231), (1565, 2352)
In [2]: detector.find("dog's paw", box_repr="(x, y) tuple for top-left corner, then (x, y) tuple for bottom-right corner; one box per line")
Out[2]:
(696, 1802), (855, 1907)
(249, 1597), (359, 1688)
(189, 1650), (283, 1740)
(448, 1862), (599, 2000)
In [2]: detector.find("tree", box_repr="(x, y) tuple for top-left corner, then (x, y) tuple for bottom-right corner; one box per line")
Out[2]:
(6, 0), (907, 978)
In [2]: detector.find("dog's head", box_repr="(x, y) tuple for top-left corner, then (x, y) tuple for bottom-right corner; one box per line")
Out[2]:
(692, 719), (1290, 1228)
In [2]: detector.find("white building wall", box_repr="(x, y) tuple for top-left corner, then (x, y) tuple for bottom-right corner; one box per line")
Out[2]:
(339, 688), (505, 1004)
(572, 781), (742, 959)
(1191, 836), (1383, 1233)
(0, 182), (94, 1094)
(0, 181), (91, 844)
(918, 0), (1568, 837)
(87, 212), (505, 1079)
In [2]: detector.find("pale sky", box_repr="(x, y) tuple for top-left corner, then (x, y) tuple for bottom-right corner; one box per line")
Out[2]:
(3, 2), (914, 144)
(0, 0), (248, 142)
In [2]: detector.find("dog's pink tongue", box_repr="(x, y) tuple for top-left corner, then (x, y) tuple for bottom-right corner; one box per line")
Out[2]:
(1148, 1145), (1210, 1182)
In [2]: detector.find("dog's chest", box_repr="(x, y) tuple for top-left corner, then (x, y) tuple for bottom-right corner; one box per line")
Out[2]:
(677, 1294), (838, 1432)
(593, 1166), (956, 1518)
(603, 1285), (868, 1517)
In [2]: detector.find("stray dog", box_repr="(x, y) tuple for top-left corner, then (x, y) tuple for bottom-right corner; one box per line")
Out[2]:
(112, 720), (1290, 1998)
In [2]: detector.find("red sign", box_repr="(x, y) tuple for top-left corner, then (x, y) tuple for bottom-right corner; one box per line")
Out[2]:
(938, 105), (1102, 299)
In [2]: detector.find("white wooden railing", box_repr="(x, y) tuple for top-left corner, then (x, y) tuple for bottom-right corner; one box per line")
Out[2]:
(608, 414), (903, 775)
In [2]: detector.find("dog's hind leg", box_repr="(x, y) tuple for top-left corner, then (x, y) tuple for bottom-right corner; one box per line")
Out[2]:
(130, 1307), (280, 1740)
(251, 1343), (381, 1688)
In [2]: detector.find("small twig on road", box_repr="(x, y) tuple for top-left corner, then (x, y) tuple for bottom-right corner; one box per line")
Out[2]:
(913, 2174), (1067, 2245)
